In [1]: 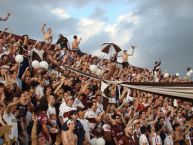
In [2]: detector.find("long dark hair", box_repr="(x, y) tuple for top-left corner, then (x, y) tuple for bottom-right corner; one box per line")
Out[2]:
(95, 127), (104, 138)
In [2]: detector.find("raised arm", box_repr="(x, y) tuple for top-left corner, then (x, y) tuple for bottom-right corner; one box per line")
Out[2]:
(128, 49), (134, 56)
(78, 38), (81, 44)
(21, 67), (30, 81)
(41, 24), (46, 34)
(47, 55), (58, 65)
(6, 100), (20, 114)
(31, 114), (38, 145)
(119, 87), (128, 102)
(0, 12), (11, 21)
(54, 77), (65, 94)
(5, 31), (12, 42)
(0, 27), (8, 38)
(157, 58), (161, 66)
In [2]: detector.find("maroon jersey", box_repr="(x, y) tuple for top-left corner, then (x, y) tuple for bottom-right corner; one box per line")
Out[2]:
(112, 124), (124, 142)
(38, 112), (48, 125)
(38, 112), (49, 140)
(137, 103), (145, 111)
(120, 135), (135, 145)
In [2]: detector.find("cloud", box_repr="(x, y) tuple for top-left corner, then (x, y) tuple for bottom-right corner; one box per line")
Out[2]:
(90, 7), (106, 20)
(127, 0), (193, 73)
(118, 12), (139, 25)
(78, 12), (141, 64)
(104, 12), (140, 48)
(0, 0), (193, 74)
(77, 18), (105, 42)
(50, 8), (70, 20)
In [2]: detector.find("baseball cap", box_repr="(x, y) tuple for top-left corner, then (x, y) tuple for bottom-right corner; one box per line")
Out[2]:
(69, 110), (78, 116)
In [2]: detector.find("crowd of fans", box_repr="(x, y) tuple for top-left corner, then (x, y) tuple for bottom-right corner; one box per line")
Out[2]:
(0, 13), (193, 145)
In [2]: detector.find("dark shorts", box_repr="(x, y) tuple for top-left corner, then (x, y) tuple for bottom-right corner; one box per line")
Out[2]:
(72, 48), (79, 51)
(72, 48), (82, 56)
(122, 62), (129, 68)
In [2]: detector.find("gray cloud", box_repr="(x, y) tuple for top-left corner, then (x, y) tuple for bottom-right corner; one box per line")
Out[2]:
(81, 31), (111, 54)
(1, 0), (193, 75)
(127, 0), (193, 74)
(90, 7), (107, 20)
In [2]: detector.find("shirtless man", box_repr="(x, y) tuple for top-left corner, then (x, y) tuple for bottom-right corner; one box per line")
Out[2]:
(122, 48), (134, 68)
(41, 24), (53, 44)
(61, 119), (77, 145)
(72, 35), (81, 55)
(0, 12), (11, 21)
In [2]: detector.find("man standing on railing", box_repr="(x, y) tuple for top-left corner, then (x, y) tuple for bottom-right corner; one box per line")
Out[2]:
(0, 12), (11, 21)
(122, 46), (135, 69)
(72, 35), (82, 56)
(41, 24), (52, 44)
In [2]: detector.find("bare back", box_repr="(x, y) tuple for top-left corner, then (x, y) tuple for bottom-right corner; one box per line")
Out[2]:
(72, 39), (79, 49)
(44, 32), (52, 44)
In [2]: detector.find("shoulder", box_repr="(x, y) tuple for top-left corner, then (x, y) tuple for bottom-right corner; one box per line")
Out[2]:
(90, 138), (97, 144)
(76, 120), (83, 126)
(140, 134), (147, 140)
(96, 137), (105, 145)
(61, 130), (67, 136)
(84, 110), (91, 115)
(74, 134), (78, 139)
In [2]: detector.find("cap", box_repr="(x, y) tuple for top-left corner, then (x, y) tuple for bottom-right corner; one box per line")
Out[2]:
(69, 110), (78, 116)
(0, 52), (9, 59)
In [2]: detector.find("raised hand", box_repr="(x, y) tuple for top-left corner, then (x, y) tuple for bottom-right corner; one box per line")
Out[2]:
(32, 113), (38, 122)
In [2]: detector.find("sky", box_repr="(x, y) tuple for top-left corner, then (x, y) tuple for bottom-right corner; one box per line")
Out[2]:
(0, 0), (193, 75)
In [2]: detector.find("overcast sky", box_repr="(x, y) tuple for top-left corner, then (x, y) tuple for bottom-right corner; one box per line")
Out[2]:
(1, 0), (193, 75)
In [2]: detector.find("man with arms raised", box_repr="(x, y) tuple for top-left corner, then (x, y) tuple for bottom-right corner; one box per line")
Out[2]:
(122, 46), (135, 68)
(41, 24), (53, 44)
(61, 119), (77, 145)
(72, 35), (81, 55)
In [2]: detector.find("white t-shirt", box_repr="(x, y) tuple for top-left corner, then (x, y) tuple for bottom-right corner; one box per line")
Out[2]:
(185, 132), (191, 145)
(73, 98), (84, 109)
(84, 109), (98, 130)
(59, 101), (66, 113)
(3, 112), (18, 140)
(139, 134), (149, 145)
(59, 103), (76, 122)
(47, 105), (56, 118)
(90, 137), (105, 145)
(151, 134), (162, 145)
(96, 102), (104, 114)
(164, 135), (173, 145)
